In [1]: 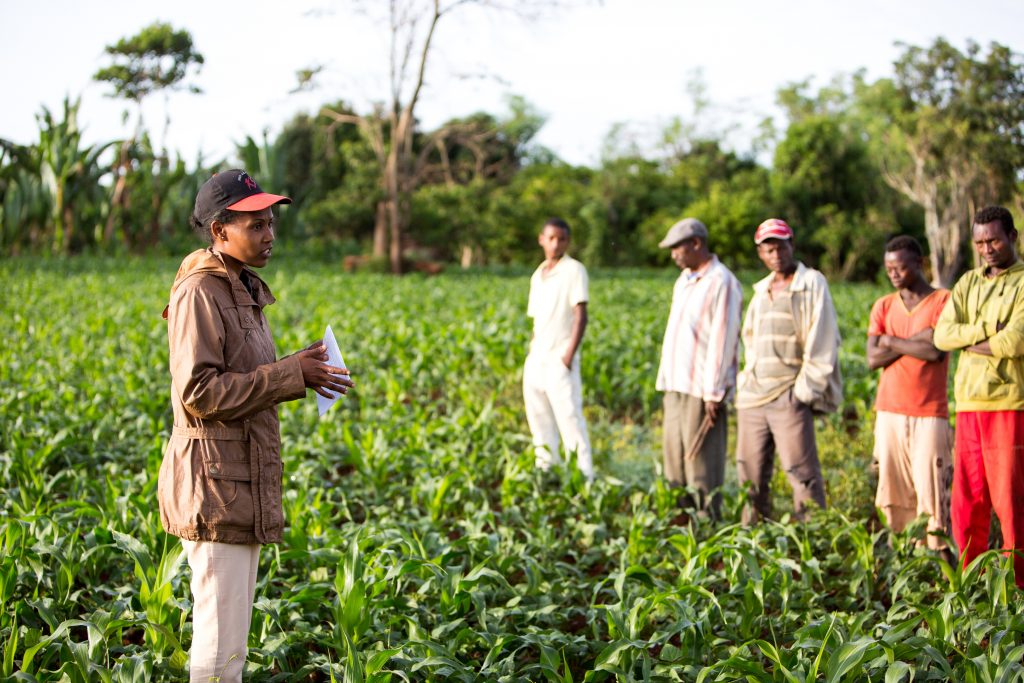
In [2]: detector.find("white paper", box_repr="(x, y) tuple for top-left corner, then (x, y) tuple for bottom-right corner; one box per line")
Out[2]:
(316, 324), (348, 417)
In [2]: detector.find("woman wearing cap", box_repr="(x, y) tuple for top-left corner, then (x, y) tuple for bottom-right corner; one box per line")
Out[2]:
(159, 169), (352, 681)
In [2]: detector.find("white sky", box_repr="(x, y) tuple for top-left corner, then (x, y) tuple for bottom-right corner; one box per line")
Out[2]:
(2, 0), (1023, 167)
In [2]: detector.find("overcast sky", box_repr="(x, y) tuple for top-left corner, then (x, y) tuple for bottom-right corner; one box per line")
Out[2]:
(3, 0), (1023, 167)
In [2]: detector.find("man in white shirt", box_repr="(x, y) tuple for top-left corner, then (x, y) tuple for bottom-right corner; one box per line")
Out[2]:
(523, 218), (593, 479)
(656, 218), (743, 516)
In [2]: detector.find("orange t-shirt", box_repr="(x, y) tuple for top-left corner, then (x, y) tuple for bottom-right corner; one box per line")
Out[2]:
(868, 289), (951, 418)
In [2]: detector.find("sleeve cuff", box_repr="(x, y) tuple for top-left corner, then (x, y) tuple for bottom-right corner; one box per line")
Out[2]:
(793, 383), (815, 405)
(702, 390), (726, 403)
(273, 355), (307, 402)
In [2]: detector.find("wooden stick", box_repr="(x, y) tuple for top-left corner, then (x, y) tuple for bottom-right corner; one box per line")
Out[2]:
(685, 413), (715, 461)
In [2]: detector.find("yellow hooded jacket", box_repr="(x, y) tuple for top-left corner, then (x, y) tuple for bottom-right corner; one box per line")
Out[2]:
(934, 260), (1024, 412)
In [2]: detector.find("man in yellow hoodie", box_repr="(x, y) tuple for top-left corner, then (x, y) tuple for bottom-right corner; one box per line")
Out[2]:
(934, 205), (1024, 588)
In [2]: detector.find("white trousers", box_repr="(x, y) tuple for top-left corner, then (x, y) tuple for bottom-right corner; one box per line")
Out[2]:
(523, 352), (593, 478)
(182, 540), (261, 683)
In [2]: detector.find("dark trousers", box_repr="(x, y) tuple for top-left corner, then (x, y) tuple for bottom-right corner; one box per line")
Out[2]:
(736, 389), (825, 523)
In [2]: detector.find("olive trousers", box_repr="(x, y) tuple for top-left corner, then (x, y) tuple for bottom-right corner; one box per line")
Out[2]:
(662, 391), (727, 515)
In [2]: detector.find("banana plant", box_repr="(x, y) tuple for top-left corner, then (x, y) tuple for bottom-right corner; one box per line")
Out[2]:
(35, 96), (114, 254)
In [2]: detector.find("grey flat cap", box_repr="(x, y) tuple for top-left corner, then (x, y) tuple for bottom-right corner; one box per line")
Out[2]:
(659, 217), (708, 248)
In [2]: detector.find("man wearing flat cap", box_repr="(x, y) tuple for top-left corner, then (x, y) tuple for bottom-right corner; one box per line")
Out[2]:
(735, 218), (842, 523)
(656, 217), (742, 516)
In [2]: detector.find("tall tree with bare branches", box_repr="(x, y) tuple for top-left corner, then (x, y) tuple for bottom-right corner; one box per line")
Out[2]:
(320, 0), (551, 273)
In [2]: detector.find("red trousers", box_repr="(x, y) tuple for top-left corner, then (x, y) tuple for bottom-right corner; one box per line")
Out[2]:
(952, 410), (1024, 588)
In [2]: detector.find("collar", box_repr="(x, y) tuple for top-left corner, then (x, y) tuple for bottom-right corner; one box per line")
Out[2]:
(537, 254), (573, 276)
(208, 249), (275, 308)
(977, 259), (1024, 280)
(753, 261), (810, 294)
(166, 248), (276, 316)
(682, 254), (718, 281)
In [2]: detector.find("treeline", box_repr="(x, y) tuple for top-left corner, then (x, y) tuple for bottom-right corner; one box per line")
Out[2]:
(1, 31), (1021, 284)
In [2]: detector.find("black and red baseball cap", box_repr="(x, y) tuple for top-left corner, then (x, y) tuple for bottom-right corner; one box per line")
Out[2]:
(193, 169), (291, 224)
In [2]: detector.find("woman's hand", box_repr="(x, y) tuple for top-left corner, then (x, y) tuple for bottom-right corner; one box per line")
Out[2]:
(295, 343), (354, 399)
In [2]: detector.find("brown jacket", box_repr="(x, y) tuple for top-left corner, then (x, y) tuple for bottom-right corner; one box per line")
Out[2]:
(158, 249), (305, 544)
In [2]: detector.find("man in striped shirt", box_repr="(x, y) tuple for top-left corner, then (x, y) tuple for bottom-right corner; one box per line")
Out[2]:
(735, 218), (842, 524)
(656, 217), (743, 516)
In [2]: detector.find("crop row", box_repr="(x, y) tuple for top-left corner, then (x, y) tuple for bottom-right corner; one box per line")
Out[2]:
(0, 257), (1020, 681)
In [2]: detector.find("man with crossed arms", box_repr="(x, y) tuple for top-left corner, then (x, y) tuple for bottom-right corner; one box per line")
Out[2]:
(867, 235), (952, 552)
(934, 206), (1024, 587)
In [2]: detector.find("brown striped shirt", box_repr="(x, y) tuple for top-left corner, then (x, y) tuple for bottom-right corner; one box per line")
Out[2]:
(736, 288), (802, 408)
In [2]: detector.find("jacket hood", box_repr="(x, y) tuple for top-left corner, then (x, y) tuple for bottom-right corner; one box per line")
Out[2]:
(171, 248), (229, 296)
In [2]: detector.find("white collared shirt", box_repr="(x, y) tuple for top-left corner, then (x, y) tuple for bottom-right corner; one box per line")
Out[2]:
(527, 255), (588, 357)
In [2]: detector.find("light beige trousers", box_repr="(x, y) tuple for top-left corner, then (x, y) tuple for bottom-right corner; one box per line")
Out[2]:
(523, 351), (593, 479)
(182, 540), (261, 683)
(873, 411), (953, 550)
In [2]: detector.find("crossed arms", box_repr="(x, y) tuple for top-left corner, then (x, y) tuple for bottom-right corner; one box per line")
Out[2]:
(867, 327), (943, 370)
(934, 278), (1024, 358)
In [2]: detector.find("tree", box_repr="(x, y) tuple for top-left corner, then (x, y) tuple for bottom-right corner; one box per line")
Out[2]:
(418, 96), (545, 188)
(580, 156), (688, 267)
(0, 98), (113, 254)
(672, 168), (773, 271)
(317, 1), (456, 273)
(762, 75), (937, 280)
(596, 87), (766, 268)
(39, 98), (115, 254)
(867, 39), (1024, 286)
(411, 95), (546, 266)
(241, 105), (379, 251)
(484, 162), (595, 263)
(94, 22), (204, 246)
(773, 111), (897, 280)
(319, 1), (553, 273)
(0, 139), (49, 254)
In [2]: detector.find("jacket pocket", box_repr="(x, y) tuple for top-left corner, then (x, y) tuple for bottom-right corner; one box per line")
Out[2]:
(983, 358), (1015, 401)
(958, 355), (1012, 404)
(254, 443), (284, 536)
(201, 456), (255, 529)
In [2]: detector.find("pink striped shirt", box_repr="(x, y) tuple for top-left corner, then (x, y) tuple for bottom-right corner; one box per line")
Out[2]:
(656, 255), (743, 402)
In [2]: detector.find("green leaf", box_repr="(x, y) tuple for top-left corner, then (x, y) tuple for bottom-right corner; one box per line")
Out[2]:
(365, 648), (401, 674)
(595, 639), (642, 673)
(825, 637), (875, 682)
(751, 640), (800, 683)
(3, 618), (18, 677)
(884, 661), (911, 683)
